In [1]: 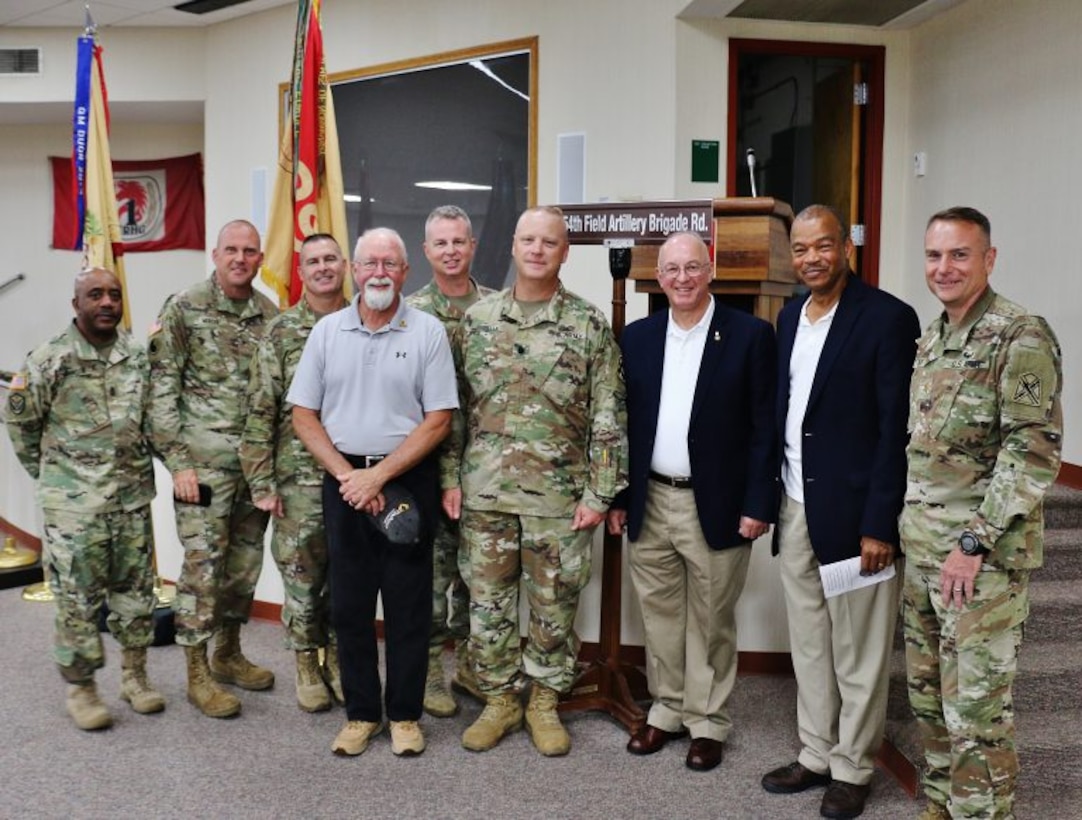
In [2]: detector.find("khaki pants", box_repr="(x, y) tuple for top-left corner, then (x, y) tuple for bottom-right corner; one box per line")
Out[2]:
(629, 481), (751, 742)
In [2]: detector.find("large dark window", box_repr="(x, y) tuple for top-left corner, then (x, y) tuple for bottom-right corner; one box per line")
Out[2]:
(329, 38), (536, 293)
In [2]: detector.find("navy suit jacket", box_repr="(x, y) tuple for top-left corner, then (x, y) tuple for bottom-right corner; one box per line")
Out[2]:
(773, 275), (921, 564)
(615, 298), (777, 550)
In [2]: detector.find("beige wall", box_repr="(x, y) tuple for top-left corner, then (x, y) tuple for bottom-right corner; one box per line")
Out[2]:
(904, 0), (1079, 457)
(0, 0), (1076, 649)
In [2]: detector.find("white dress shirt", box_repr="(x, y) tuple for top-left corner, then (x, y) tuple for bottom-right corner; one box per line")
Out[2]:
(782, 297), (838, 502)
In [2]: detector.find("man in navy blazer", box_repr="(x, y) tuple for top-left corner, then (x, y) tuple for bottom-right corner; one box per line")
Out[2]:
(761, 205), (920, 820)
(607, 232), (776, 772)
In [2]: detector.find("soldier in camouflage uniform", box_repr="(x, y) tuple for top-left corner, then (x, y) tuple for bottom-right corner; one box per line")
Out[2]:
(4, 268), (164, 730)
(446, 206), (628, 756)
(901, 208), (1063, 820)
(147, 220), (278, 719)
(239, 234), (348, 712)
(406, 205), (493, 717)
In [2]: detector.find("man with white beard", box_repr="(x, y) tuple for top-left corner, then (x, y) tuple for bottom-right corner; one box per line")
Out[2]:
(289, 227), (459, 758)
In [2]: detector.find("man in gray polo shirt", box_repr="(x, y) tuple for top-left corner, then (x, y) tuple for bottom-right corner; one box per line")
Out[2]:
(289, 227), (458, 758)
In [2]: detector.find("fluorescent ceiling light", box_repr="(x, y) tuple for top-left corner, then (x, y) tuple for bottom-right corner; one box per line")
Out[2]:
(415, 181), (492, 191)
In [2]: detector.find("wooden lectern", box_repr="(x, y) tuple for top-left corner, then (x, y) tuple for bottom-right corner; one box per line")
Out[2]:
(557, 197), (795, 733)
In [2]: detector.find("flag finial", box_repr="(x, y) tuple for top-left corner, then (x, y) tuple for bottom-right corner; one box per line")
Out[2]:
(84, 5), (97, 37)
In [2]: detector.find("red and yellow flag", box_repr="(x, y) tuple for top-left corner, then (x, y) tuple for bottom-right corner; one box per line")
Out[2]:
(73, 29), (131, 328)
(262, 0), (349, 307)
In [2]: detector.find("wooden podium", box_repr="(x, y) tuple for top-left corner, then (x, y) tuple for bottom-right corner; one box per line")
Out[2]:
(556, 197), (796, 733)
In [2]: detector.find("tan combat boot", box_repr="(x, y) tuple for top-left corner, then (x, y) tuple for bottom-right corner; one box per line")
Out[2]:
(66, 681), (113, 730)
(296, 649), (331, 712)
(322, 642), (344, 705)
(917, 802), (951, 820)
(119, 647), (166, 714)
(525, 684), (570, 756)
(210, 622), (274, 691)
(185, 644), (241, 718)
(423, 647), (457, 718)
(450, 640), (484, 703)
(461, 692), (523, 751)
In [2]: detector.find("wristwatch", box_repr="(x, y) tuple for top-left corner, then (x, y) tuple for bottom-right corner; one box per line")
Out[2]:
(958, 530), (990, 557)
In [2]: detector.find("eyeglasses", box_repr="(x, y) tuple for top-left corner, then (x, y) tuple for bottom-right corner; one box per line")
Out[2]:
(359, 259), (402, 273)
(659, 261), (708, 279)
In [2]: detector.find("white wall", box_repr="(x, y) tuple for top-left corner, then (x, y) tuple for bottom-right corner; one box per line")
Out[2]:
(903, 0), (1080, 465)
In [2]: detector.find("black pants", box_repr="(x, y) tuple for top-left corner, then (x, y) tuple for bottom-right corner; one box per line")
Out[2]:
(323, 455), (436, 722)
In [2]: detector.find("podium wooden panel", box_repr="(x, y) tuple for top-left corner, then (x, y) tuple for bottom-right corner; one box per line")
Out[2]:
(631, 197), (796, 324)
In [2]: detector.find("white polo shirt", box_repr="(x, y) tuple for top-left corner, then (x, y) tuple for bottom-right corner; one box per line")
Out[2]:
(650, 298), (714, 477)
(782, 296), (838, 502)
(287, 295), (459, 456)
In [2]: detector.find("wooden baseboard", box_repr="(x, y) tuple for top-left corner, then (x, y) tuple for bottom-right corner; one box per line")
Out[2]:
(1058, 461), (1082, 489)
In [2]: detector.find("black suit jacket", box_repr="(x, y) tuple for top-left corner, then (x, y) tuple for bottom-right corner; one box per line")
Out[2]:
(614, 298), (777, 550)
(773, 275), (921, 564)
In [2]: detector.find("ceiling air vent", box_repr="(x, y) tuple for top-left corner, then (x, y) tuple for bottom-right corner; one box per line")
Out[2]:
(0, 48), (41, 76)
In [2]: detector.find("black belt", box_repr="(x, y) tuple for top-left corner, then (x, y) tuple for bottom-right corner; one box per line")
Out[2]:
(649, 470), (693, 489)
(343, 453), (387, 469)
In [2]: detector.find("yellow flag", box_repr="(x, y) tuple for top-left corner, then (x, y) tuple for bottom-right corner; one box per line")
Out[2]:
(262, 0), (350, 308)
(80, 37), (130, 328)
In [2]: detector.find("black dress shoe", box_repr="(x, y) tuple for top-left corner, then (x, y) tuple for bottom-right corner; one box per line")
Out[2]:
(626, 724), (686, 755)
(685, 737), (723, 771)
(820, 780), (870, 819)
(761, 761), (832, 794)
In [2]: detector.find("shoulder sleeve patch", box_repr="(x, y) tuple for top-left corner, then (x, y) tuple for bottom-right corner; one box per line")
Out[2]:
(8, 392), (25, 415)
(1004, 347), (1058, 422)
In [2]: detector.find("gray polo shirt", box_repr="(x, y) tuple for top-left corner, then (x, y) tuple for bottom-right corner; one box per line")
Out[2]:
(287, 295), (458, 456)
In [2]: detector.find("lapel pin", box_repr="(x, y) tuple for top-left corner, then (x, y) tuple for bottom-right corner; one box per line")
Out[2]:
(713, 331), (721, 341)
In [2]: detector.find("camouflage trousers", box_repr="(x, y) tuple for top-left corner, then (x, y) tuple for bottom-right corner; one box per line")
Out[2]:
(41, 506), (156, 683)
(903, 560), (1029, 819)
(271, 483), (332, 650)
(174, 467), (269, 647)
(460, 509), (593, 695)
(430, 513), (469, 653)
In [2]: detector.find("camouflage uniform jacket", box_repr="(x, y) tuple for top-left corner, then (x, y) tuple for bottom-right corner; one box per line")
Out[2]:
(407, 277), (494, 490)
(407, 278), (496, 331)
(901, 287), (1063, 571)
(239, 297), (331, 497)
(4, 323), (154, 513)
(147, 276), (278, 472)
(451, 283), (628, 517)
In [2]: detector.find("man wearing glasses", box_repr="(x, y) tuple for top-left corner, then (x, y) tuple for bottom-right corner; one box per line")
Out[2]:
(289, 228), (458, 758)
(607, 231), (776, 772)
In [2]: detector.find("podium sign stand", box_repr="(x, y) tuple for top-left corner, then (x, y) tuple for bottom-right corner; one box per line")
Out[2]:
(557, 197), (795, 733)
(625, 197), (796, 323)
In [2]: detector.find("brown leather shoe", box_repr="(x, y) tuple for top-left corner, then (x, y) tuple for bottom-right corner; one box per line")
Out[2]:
(820, 780), (870, 819)
(626, 724), (686, 755)
(762, 761), (832, 794)
(685, 737), (723, 771)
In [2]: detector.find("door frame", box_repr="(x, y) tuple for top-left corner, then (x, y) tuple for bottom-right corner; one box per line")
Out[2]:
(727, 39), (886, 286)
